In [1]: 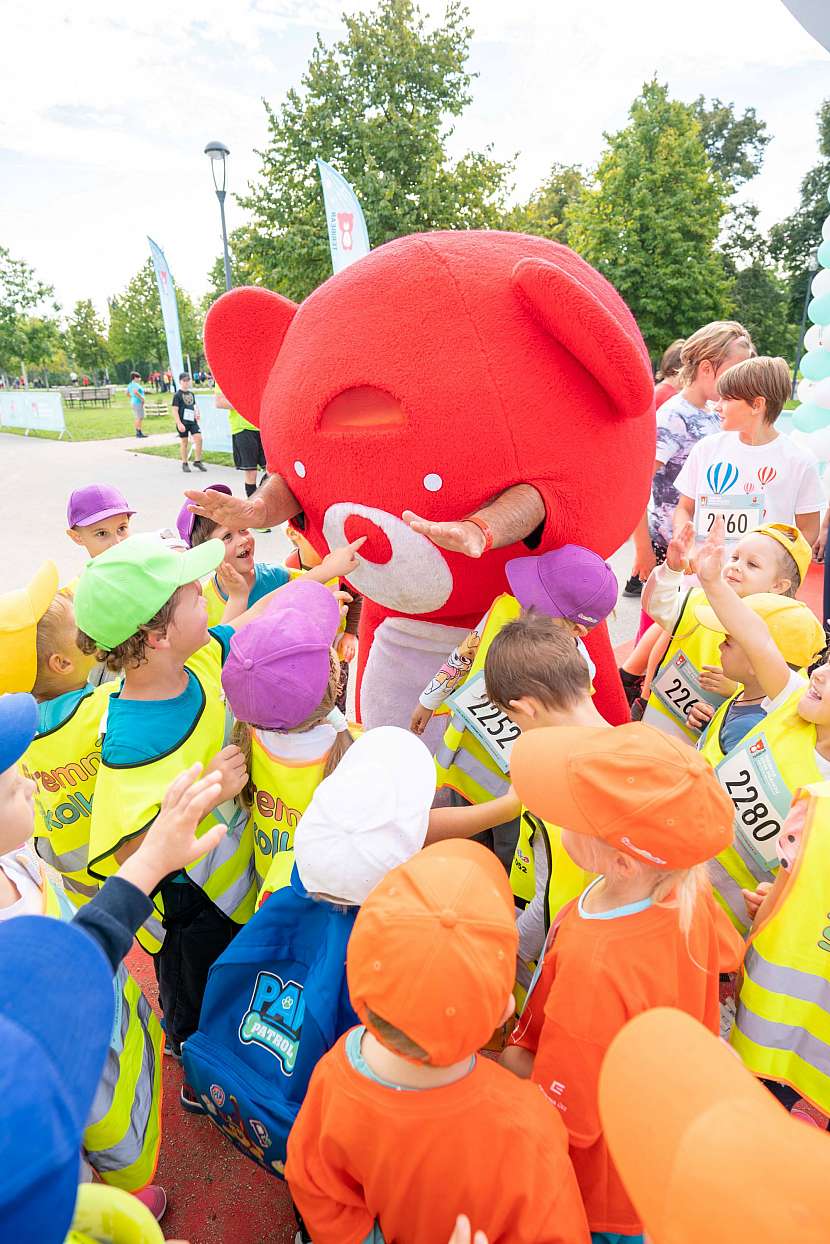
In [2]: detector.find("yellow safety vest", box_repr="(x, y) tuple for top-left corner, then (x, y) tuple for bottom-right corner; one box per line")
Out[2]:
(287, 566), (347, 635)
(731, 783), (830, 1114)
(701, 687), (821, 935)
(21, 682), (117, 908)
(509, 812), (594, 928)
(434, 595), (521, 804)
(40, 863), (163, 1192)
(88, 664), (256, 952)
(249, 731), (328, 890)
(642, 586), (728, 742)
(203, 575), (228, 628)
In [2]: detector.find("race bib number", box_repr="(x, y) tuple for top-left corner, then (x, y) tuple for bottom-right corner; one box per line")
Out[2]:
(448, 670), (520, 773)
(651, 649), (725, 731)
(696, 492), (764, 541)
(716, 733), (792, 873)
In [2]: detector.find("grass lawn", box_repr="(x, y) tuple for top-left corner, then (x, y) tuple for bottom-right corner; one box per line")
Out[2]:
(0, 388), (212, 441)
(135, 442), (234, 467)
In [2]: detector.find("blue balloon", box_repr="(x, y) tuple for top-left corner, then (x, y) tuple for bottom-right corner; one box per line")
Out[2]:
(776, 413), (794, 436)
(705, 461), (739, 495)
(801, 349), (830, 382)
(819, 240), (830, 270)
(808, 293), (830, 326)
(792, 402), (830, 434)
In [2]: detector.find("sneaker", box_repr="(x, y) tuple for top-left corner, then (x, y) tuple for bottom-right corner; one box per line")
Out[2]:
(182, 462), (191, 473)
(164, 1037), (182, 1060)
(133, 1184), (168, 1221)
(180, 1082), (207, 1115)
(193, 460), (207, 472)
(623, 574), (643, 598)
(619, 668), (644, 708)
(135, 429), (148, 439)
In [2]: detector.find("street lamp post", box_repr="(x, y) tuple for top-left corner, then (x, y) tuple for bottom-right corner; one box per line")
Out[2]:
(204, 141), (232, 292)
(793, 246), (821, 398)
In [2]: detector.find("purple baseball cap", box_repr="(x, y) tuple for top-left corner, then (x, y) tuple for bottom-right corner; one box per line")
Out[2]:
(66, 484), (135, 529)
(175, 484), (232, 547)
(506, 545), (618, 627)
(221, 578), (342, 729)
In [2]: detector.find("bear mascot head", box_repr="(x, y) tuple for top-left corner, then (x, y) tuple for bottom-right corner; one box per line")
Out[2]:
(205, 230), (655, 732)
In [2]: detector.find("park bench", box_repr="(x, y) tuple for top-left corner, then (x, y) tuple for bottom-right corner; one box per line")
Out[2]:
(60, 387), (114, 408)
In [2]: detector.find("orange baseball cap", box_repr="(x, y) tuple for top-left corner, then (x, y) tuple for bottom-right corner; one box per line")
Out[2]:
(346, 839), (517, 1067)
(599, 1008), (830, 1243)
(509, 723), (734, 869)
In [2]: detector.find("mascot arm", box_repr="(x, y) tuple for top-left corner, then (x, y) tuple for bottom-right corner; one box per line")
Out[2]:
(404, 483), (545, 558)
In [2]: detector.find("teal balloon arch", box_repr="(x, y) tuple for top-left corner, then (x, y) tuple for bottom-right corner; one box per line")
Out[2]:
(793, 185), (830, 433)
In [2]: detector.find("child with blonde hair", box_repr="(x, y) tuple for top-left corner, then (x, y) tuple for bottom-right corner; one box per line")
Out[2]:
(502, 722), (743, 1241)
(0, 563), (115, 907)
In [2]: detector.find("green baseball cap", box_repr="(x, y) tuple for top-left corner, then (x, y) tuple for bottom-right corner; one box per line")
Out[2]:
(74, 532), (224, 650)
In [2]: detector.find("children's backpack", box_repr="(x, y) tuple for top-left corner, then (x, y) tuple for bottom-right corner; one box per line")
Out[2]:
(182, 862), (358, 1177)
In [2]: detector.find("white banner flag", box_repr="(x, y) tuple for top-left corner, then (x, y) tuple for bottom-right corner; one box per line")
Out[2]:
(316, 159), (371, 275)
(147, 237), (185, 385)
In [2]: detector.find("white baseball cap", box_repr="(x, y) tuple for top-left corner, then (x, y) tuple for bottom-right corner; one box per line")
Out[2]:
(294, 726), (436, 904)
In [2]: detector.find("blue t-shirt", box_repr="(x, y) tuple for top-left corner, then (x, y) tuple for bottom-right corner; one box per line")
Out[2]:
(716, 702), (767, 756)
(210, 562), (290, 609)
(126, 380), (145, 407)
(101, 626), (233, 766)
(37, 686), (90, 733)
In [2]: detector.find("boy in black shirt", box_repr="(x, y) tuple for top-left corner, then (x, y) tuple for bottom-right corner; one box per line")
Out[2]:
(172, 372), (206, 473)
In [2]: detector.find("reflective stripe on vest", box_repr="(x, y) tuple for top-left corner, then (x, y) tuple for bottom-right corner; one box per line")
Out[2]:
(643, 586), (727, 742)
(21, 682), (116, 904)
(731, 783), (830, 1113)
(42, 871), (163, 1190)
(509, 812), (536, 907)
(88, 665), (256, 951)
(434, 595), (520, 804)
(703, 688), (819, 936)
(249, 731), (328, 889)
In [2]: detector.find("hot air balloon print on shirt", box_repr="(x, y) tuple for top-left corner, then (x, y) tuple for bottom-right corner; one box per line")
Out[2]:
(758, 466), (777, 486)
(705, 461), (739, 495)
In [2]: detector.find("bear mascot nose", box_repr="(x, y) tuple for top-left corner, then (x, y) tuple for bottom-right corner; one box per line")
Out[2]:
(343, 513), (393, 564)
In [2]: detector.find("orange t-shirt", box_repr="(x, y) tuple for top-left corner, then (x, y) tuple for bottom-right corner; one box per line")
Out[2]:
(510, 886), (743, 1235)
(286, 1031), (590, 1244)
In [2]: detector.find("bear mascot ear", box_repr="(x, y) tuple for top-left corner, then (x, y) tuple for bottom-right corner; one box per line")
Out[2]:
(511, 253), (654, 422)
(204, 286), (298, 428)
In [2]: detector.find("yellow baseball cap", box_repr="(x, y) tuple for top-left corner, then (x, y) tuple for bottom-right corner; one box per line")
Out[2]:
(599, 1008), (830, 1243)
(694, 592), (825, 669)
(0, 562), (59, 694)
(753, 523), (812, 586)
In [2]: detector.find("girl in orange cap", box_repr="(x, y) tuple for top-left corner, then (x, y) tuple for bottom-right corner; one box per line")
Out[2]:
(502, 722), (743, 1244)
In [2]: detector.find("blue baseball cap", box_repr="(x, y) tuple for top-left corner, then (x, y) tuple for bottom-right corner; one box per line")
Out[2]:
(0, 692), (38, 773)
(0, 916), (114, 1240)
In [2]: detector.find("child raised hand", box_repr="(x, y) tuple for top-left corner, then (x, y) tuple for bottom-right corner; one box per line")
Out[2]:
(117, 763), (227, 896)
(694, 514), (727, 586)
(666, 518), (695, 573)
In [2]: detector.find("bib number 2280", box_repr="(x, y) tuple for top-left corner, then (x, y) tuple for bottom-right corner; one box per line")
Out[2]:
(716, 735), (791, 872)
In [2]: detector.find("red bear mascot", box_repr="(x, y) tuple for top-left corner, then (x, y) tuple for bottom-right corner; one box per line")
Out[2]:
(200, 231), (655, 742)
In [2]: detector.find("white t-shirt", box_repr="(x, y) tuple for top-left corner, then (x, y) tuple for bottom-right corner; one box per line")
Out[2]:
(675, 430), (823, 538)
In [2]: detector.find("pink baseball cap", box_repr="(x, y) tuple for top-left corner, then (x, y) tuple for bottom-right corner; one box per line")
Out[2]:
(175, 484), (231, 547)
(66, 484), (135, 529)
(221, 578), (342, 729)
(506, 545), (617, 628)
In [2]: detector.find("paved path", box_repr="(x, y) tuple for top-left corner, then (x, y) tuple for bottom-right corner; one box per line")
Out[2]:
(1, 428), (640, 647)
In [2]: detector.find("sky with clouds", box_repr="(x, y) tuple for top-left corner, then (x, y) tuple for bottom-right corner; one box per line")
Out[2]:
(2, 0), (829, 317)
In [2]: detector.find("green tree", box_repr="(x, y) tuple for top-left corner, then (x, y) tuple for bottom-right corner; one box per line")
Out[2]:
(769, 99), (830, 321)
(230, 0), (511, 301)
(716, 202), (797, 357)
(567, 80), (730, 355)
(0, 246), (59, 376)
(692, 97), (770, 192)
(503, 163), (586, 245)
(108, 261), (203, 377)
(66, 299), (109, 377)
